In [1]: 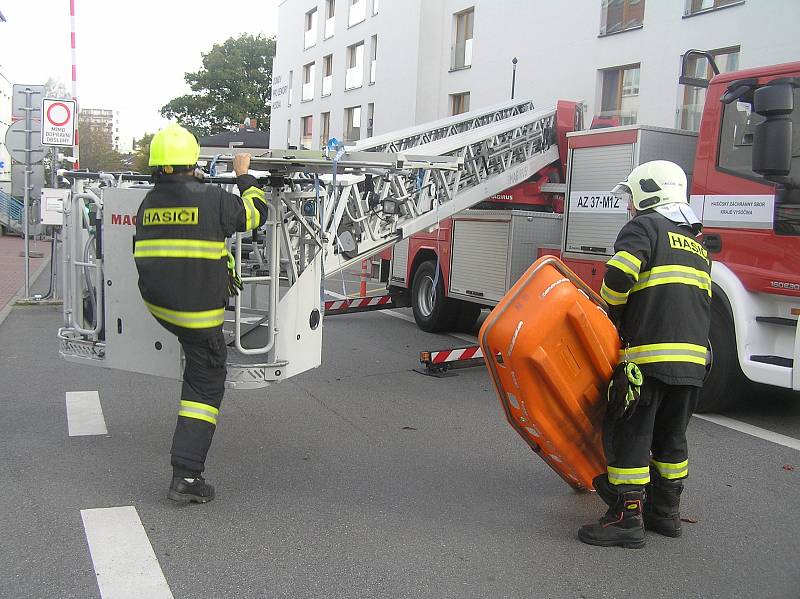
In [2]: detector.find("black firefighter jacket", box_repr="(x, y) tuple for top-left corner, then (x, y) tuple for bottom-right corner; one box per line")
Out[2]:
(600, 210), (712, 387)
(134, 173), (268, 333)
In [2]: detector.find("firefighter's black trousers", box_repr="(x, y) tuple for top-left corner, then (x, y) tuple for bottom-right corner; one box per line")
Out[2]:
(169, 326), (227, 475)
(603, 376), (700, 489)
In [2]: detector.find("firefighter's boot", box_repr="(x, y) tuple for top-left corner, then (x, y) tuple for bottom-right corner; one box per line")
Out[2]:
(644, 472), (683, 537)
(592, 474), (617, 508)
(578, 490), (645, 549)
(168, 474), (215, 504)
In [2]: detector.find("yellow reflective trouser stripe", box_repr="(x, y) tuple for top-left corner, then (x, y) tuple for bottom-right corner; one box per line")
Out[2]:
(632, 264), (711, 296)
(601, 281), (629, 306)
(134, 239), (227, 260)
(651, 458), (689, 480)
(144, 301), (225, 329)
(608, 465), (651, 485)
(242, 187), (266, 230)
(607, 250), (642, 280)
(622, 342), (708, 366)
(178, 400), (219, 426)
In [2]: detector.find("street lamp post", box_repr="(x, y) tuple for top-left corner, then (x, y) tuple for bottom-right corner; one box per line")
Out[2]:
(511, 57), (518, 100)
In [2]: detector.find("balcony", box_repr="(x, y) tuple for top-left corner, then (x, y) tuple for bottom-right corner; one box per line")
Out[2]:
(325, 16), (335, 39)
(302, 81), (314, 102)
(322, 75), (332, 97)
(348, 0), (365, 27)
(304, 26), (317, 49)
(345, 66), (363, 90)
(370, 60), (376, 84)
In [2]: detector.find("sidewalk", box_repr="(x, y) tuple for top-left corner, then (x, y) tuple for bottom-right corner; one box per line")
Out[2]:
(0, 235), (50, 313)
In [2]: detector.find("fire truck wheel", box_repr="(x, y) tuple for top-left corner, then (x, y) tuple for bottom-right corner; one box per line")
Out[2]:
(411, 260), (460, 332)
(454, 301), (482, 333)
(697, 301), (746, 413)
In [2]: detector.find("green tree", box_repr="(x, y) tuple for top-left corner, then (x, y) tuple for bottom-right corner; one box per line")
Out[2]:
(78, 121), (123, 172)
(132, 133), (154, 174)
(160, 34), (276, 136)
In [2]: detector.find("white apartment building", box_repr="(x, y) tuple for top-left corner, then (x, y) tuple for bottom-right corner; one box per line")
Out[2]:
(270, 0), (800, 150)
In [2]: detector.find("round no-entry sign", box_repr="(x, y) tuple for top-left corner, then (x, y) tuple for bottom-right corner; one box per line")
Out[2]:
(41, 98), (76, 147)
(46, 101), (72, 127)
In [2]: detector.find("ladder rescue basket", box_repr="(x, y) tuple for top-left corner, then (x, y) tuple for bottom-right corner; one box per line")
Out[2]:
(478, 256), (620, 491)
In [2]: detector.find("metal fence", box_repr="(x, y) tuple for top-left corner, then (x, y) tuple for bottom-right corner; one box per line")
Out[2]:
(0, 189), (23, 232)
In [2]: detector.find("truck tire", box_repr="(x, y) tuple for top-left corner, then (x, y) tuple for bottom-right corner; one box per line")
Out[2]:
(411, 260), (460, 332)
(454, 300), (482, 333)
(697, 301), (747, 413)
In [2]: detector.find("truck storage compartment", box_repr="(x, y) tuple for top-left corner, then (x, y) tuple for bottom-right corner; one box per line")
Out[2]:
(448, 209), (562, 304)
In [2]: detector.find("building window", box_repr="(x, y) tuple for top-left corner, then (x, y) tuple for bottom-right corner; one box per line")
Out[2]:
(304, 8), (318, 49)
(685, 0), (741, 16)
(286, 119), (292, 148)
(372, 0), (379, 15)
(325, 0), (336, 39)
(599, 64), (640, 125)
(288, 70), (294, 106)
(369, 35), (377, 84)
(348, 0), (366, 27)
(345, 105), (361, 142)
(322, 54), (334, 97)
(367, 103), (374, 137)
(346, 41), (364, 89)
(600, 0), (644, 36)
(301, 115), (313, 150)
(450, 92), (470, 116)
(452, 8), (474, 70)
(320, 111), (331, 148)
(677, 47), (739, 131)
(302, 62), (315, 102)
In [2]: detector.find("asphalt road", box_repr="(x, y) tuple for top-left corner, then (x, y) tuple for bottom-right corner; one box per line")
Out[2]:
(1, 273), (798, 599)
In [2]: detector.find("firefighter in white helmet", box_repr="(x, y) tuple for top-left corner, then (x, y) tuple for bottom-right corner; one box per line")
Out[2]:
(578, 160), (712, 549)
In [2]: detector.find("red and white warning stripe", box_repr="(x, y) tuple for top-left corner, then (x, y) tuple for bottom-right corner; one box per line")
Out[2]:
(428, 345), (484, 364)
(324, 294), (393, 315)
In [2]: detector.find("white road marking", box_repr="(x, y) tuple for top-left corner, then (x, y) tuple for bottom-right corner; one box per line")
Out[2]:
(695, 414), (800, 452)
(325, 290), (478, 344)
(81, 506), (174, 599)
(66, 391), (108, 436)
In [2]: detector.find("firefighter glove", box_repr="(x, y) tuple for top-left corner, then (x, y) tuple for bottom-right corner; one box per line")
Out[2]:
(606, 361), (644, 421)
(226, 251), (243, 297)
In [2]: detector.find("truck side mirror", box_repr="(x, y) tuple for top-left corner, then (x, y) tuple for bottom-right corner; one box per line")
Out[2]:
(752, 82), (793, 178)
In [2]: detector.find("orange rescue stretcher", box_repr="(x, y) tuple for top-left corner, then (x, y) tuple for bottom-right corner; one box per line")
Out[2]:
(478, 256), (620, 491)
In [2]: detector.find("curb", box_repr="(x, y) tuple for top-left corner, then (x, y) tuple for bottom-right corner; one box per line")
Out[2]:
(0, 253), (54, 328)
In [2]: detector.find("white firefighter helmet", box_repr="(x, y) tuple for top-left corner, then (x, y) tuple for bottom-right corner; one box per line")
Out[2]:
(613, 160), (688, 211)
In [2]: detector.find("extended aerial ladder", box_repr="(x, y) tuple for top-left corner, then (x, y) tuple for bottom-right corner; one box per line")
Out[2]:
(57, 102), (564, 389)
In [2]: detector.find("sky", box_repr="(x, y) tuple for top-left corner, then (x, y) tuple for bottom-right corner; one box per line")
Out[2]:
(0, 0), (280, 152)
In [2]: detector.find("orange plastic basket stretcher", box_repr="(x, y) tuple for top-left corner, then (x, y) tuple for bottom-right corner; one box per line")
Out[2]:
(479, 256), (621, 491)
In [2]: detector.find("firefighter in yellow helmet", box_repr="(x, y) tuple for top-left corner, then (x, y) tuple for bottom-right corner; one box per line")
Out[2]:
(579, 161), (711, 548)
(134, 123), (269, 503)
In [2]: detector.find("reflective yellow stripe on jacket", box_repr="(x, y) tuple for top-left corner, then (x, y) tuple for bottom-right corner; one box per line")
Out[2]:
(622, 342), (708, 366)
(607, 250), (642, 280)
(242, 187), (267, 230)
(178, 400), (219, 426)
(134, 238), (227, 260)
(143, 300), (225, 329)
(631, 264), (712, 296)
(601, 281), (629, 306)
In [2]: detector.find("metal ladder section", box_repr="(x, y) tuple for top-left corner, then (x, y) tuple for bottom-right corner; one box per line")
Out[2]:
(350, 99), (535, 152)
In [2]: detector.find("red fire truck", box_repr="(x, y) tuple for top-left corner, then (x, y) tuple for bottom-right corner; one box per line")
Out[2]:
(385, 53), (800, 412)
